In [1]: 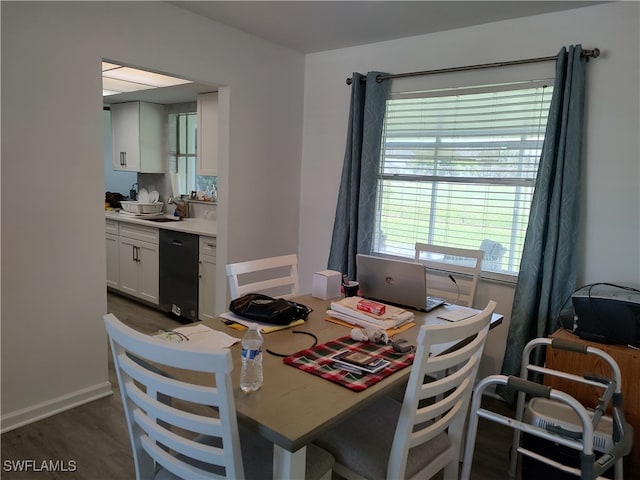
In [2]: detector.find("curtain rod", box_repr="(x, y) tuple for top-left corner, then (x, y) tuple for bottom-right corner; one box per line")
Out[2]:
(345, 48), (600, 85)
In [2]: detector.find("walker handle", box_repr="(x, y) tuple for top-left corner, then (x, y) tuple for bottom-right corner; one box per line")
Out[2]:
(507, 376), (552, 398)
(551, 338), (589, 353)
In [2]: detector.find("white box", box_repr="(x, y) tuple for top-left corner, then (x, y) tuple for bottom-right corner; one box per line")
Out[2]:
(312, 270), (342, 300)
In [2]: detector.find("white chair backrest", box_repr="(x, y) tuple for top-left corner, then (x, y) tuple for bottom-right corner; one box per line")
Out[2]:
(415, 243), (484, 307)
(104, 313), (244, 480)
(388, 300), (496, 480)
(226, 254), (300, 300)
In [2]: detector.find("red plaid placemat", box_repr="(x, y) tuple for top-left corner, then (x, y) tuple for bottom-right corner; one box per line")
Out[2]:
(283, 336), (414, 392)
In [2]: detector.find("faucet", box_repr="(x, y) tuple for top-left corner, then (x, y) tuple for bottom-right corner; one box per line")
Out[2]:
(168, 196), (189, 219)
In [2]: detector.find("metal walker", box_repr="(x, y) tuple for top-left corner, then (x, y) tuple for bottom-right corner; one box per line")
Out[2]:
(461, 337), (634, 479)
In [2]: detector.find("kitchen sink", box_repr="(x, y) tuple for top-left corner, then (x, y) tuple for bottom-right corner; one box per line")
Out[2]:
(146, 217), (180, 222)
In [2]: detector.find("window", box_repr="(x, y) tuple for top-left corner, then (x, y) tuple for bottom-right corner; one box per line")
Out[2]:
(374, 82), (553, 275)
(168, 109), (218, 197)
(169, 112), (198, 195)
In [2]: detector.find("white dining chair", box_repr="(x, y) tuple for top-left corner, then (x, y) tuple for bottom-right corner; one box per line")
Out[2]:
(414, 242), (484, 307)
(226, 254), (300, 300)
(313, 300), (496, 480)
(104, 313), (334, 480)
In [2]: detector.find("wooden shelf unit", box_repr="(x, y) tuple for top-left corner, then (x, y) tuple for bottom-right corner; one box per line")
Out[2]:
(544, 328), (639, 478)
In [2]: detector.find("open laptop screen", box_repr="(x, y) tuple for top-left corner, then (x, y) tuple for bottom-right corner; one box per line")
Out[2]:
(356, 254), (443, 311)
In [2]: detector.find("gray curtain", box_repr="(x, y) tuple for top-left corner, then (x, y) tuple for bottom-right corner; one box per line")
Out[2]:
(327, 72), (390, 279)
(499, 45), (587, 401)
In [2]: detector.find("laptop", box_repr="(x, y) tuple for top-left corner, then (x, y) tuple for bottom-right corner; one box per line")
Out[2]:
(356, 254), (445, 312)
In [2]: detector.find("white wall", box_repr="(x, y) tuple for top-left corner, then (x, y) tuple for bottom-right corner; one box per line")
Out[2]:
(1, 1), (304, 430)
(298, 2), (640, 380)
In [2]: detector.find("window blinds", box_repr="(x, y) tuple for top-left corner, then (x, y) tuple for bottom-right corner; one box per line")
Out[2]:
(374, 82), (553, 274)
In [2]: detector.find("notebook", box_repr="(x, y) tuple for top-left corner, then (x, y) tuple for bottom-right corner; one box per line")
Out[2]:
(356, 254), (445, 312)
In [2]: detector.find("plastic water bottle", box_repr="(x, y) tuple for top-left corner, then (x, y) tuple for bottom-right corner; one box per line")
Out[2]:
(240, 323), (263, 392)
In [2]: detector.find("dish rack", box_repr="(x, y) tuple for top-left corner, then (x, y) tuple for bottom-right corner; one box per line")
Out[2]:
(120, 201), (164, 214)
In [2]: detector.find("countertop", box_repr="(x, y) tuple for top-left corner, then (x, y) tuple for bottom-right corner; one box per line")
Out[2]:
(105, 210), (216, 237)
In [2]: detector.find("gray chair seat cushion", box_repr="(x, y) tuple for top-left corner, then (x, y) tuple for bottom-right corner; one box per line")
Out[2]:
(154, 424), (334, 480)
(313, 396), (450, 479)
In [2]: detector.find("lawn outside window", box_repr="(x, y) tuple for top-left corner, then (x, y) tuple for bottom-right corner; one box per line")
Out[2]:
(373, 81), (553, 276)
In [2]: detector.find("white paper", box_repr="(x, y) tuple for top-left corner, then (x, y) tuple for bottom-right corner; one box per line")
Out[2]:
(436, 308), (477, 322)
(220, 311), (260, 328)
(157, 324), (239, 348)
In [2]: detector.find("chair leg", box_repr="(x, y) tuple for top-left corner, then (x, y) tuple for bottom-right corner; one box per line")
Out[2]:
(317, 470), (332, 480)
(460, 384), (486, 480)
(443, 460), (459, 480)
(614, 458), (623, 480)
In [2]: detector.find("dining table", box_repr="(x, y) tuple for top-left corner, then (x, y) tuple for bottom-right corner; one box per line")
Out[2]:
(187, 294), (503, 479)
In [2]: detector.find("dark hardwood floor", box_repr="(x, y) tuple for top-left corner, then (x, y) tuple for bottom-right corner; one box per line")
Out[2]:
(1, 292), (516, 479)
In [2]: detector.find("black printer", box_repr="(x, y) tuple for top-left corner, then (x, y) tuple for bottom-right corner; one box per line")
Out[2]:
(570, 283), (640, 347)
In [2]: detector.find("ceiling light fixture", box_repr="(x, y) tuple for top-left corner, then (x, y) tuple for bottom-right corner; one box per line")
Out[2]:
(102, 62), (192, 96)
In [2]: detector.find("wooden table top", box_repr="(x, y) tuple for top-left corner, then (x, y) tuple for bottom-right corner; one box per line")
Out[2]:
(196, 295), (502, 452)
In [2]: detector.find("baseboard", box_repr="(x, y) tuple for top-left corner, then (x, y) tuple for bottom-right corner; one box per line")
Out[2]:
(1, 382), (113, 433)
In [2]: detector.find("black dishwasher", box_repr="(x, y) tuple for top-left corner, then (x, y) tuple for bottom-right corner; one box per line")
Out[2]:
(159, 230), (199, 322)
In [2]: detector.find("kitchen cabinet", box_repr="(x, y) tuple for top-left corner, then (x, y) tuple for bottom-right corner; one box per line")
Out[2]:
(105, 219), (119, 289)
(197, 92), (218, 176)
(198, 236), (217, 320)
(118, 223), (159, 304)
(111, 101), (165, 173)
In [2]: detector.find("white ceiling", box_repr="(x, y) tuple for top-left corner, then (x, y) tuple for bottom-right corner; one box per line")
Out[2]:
(170, 1), (606, 54)
(106, 1), (606, 105)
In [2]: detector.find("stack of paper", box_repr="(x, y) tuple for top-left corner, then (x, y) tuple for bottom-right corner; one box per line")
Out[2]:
(326, 296), (414, 330)
(220, 312), (306, 334)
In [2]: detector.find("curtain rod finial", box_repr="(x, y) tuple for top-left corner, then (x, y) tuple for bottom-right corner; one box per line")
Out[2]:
(582, 48), (600, 60)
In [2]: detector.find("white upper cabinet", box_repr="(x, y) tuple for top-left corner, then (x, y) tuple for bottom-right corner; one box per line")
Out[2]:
(111, 101), (165, 173)
(197, 92), (218, 176)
